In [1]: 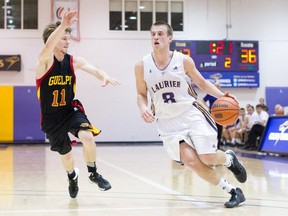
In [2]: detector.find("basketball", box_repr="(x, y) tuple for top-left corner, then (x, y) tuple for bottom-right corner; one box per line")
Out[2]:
(211, 97), (240, 126)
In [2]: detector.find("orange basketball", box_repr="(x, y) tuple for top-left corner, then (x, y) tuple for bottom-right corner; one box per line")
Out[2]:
(211, 97), (240, 126)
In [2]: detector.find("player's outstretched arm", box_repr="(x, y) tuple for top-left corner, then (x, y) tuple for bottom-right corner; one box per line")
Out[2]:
(74, 56), (121, 87)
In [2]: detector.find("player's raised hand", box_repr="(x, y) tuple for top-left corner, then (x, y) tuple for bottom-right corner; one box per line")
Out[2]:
(61, 11), (78, 27)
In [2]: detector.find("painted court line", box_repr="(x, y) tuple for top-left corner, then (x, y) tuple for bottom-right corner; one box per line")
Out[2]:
(98, 158), (212, 208)
(0, 206), (206, 214)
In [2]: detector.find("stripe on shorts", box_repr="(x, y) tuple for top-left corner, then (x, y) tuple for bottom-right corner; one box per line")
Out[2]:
(192, 101), (217, 132)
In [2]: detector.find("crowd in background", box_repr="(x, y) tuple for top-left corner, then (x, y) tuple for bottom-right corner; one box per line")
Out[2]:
(202, 82), (286, 152)
(219, 98), (285, 151)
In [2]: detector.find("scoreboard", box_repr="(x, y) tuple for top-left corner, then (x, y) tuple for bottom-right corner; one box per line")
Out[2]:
(170, 40), (260, 88)
(170, 40), (259, 72)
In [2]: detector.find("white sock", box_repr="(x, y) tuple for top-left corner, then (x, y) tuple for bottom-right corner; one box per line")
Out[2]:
(235, 138), (242, 143)
(224, 153), (232, 167)
(217, 178), (235, 193)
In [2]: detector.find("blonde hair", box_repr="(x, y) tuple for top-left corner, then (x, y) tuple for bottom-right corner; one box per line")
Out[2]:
(42, 21), (72, 44)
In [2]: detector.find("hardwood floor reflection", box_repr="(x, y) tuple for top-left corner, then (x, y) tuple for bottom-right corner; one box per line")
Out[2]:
(0, 144), (287, 216)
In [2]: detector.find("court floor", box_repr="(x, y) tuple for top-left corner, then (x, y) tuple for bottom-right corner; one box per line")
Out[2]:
(0, 143), (287, 216)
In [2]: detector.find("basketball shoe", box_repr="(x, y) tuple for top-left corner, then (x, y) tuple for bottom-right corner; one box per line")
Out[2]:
(225, 150), (247, 183)
(68, 167), (79, 198)
(224, 188), (246, 208)
(89, 172), (112, 191)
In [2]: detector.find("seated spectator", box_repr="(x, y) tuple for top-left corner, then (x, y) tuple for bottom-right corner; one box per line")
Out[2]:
(274, 104), (284, 116)
(221, 122), (237, 146)
(234, 108), (246, 145)
(221, 108), (246, 146)
(244, 104), (269, 150)
(243, 104), (257, 144)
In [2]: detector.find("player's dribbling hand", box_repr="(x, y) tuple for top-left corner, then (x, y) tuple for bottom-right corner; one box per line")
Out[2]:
(223, 92), (239, 104)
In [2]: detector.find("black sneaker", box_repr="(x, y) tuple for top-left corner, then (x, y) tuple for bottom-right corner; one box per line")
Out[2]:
(225, 150), (247, 183)
(224, 188), (246, 208)
(68, 168), (79, 198)
(89, 172), (111, 191)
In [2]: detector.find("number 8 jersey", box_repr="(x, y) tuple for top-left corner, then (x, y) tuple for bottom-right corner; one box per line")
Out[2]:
(143, 51), (198, 120)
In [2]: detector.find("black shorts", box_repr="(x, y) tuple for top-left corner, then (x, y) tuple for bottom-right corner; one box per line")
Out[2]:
(42, 110), (100, 155)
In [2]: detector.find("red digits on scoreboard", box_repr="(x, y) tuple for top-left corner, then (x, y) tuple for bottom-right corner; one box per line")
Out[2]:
(210, 42), (224, 54)
(209, 41), (233, 55)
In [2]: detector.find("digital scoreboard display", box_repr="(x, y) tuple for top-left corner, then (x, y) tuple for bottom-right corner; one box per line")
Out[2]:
(170, 40), (259, 72)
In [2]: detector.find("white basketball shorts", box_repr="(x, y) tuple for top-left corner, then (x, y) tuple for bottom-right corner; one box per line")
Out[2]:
(156, 101), (218, 161)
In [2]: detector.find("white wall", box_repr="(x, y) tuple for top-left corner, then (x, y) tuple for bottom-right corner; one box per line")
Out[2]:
(0, 0), (287, 142)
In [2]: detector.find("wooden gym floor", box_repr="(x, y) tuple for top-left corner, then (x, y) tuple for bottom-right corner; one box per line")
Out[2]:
(0, 143), (287, 216)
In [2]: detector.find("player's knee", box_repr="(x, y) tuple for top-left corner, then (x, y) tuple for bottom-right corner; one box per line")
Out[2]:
(78, 130), (94, 144)
(184, 158), (201, 170)
(199, 154), (217, 166)
(61, 151), (73, 161)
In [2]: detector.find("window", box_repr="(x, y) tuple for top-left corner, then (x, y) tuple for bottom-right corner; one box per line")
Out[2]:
(171, 1), (183, 31)
(109, 0), (122, 30)
(125, 0), (137, 30)
(140, 1), (152, 31)
(0, 0), (38, 30)
(156, 1), (168, 23)
(109, 0), (183, 32)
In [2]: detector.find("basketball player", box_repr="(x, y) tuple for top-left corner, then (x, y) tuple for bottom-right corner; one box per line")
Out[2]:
(36, 11), (120, 198)
(134, 21), (247, 208)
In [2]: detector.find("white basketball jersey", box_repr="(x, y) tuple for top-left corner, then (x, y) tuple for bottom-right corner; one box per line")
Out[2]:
(143, 51), (197, 119)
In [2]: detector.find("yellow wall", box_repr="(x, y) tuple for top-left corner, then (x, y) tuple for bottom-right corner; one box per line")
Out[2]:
(0, 86), (13, 142)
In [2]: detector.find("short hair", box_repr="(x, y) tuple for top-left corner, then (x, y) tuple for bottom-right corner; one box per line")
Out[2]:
(42, 21), (72, 44)
(256, 104), (262, 109)
(247, 104), (254, 110)
(151, 21), (173, 36)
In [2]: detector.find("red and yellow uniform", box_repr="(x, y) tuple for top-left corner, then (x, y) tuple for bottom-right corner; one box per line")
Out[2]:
(36, 54), (100, 154)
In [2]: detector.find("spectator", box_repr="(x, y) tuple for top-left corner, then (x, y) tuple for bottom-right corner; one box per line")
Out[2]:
(259, 98), (265, 106)
(244, 104), (269, 150)
(243, 105), (257, 144)
(259, 97), (268, 112)
(221, 122), (237, 146)
(234, 108), (246, 145)
(221, 108), (246, 146)
(274, 104), (284, 116)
